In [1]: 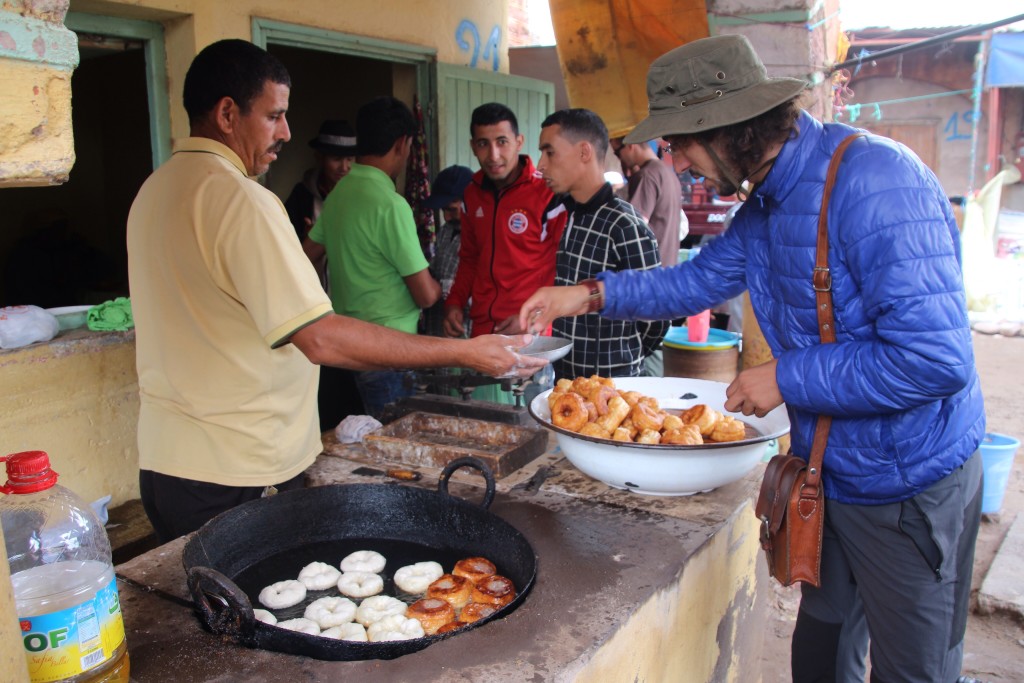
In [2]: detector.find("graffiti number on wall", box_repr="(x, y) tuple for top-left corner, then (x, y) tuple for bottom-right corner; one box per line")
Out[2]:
(456, 20), (501, 71)
(944, 110), (975, 142)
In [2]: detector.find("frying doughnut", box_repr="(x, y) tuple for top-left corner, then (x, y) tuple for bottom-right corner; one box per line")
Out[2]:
(393, 561), (445, 595)
(436, 621), (463, 634)
(578, 422), (610, 439)
(277, 617), (320, 635)
(458, 602), (498, 624)
(662, 424), (703, 445)
(662, 414), (684, 432)
(551, 392), (588, 432)
(681, 404), (722, 437)
(258, 580), (306, 609)
(406, 597), (456, 635)
(367, 614), (425, 642)
(426, 574), (473, 610)
(337, 571), (384, 599)
(452, 557), (497, 585)
(321, 622), (367, 642)
(470, 575), (516, 608)
(304, 596), (357, 628)
(340, 550), (386, 574)
(612, 427), (632, 441)
(637, 428), (662, 444)
(253, 609), (277, 625)
(631, 402), (665, 432)
(298, 561), (342, 591)
(710, 415), (746, 442)
(596, 396), (630, 433)
(355, 595), (409, 627)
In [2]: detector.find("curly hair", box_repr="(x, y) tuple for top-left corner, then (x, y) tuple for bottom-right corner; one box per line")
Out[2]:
(673, 97), (803, 176)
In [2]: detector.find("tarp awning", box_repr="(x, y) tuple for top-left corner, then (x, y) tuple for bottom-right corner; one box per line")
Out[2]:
(549, 0), (710, 138)
(986, 32), (1024, 87)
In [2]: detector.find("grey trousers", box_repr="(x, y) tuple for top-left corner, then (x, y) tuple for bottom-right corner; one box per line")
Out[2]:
(792, 451), (983, 683)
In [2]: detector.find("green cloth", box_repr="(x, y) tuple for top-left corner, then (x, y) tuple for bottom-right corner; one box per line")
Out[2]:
(87, 297), (134, 331)
(309, 163), (428, 333)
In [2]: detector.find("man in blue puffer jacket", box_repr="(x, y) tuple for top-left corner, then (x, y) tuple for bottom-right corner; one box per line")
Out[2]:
(519, 35), (985, 683)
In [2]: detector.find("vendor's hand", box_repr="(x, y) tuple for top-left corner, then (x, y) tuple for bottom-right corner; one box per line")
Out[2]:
(443, 307), (465, 338)
(466, 334), (547, 379)
(724, 360), (783, 417)
(493, 314), (525, 335)
(518, 285), (592, 334)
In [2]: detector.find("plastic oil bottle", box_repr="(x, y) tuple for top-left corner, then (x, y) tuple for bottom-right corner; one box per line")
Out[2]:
(0, 451), (128, 682)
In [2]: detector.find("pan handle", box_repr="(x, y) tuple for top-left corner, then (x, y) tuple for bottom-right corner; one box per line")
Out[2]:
(186, 566), (259, 647)
(438, 456), (496, 509)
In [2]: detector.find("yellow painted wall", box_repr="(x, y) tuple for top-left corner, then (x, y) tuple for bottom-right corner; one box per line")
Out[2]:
(0, 333), (139, 507)
(69, 0), (510, 141)
(571, 504), (767, 682)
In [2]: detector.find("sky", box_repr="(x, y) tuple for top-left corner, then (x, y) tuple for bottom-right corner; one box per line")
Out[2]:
(525, 0), (1024, 45)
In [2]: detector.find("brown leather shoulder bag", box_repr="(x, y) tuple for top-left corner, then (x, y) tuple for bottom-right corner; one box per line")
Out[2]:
(754, 133), (864, 587)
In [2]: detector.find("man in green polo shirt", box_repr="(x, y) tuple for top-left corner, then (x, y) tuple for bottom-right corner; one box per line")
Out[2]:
(306, 97), (441, 417)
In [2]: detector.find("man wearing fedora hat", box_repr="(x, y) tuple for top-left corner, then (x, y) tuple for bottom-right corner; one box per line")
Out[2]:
(284, 119), (358, 247)
(520, 34), (984, 683)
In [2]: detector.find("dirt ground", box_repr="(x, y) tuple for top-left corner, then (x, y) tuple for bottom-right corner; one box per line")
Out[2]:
(761, 331), (1024, 682)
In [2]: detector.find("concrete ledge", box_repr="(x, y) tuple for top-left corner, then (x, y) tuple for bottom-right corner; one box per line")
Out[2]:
(978, 512), (1024, 618)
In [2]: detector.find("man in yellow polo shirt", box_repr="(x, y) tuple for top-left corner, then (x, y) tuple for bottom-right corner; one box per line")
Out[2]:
(127, 40), (544, 542)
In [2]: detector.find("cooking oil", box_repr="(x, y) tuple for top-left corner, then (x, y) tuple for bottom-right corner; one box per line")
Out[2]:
(1, 451), (128, 682)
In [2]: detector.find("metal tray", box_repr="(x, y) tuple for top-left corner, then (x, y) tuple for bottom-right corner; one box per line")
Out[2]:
(363, 412), (548, 478)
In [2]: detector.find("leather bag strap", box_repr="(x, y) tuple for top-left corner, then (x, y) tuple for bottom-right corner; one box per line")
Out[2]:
(804, 133), (864, 492)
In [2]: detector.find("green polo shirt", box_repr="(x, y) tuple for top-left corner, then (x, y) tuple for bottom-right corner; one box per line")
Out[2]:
(310, 163), (428, 333)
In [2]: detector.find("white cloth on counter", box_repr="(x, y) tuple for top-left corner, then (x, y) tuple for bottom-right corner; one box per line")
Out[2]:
(334, 415), (383, 444)
(0, 305), (59, 349)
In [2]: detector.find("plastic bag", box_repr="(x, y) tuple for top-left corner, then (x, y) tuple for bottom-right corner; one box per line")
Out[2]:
(0, 305), (60, 349)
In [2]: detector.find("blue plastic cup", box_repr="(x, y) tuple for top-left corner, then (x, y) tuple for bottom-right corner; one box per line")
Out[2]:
(979, 433), (1020, 514)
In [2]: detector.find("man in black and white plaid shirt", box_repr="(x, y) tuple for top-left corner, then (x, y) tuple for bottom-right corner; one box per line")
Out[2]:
(537, 109), (668, 379)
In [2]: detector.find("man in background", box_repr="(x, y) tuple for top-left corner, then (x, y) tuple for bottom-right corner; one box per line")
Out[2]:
(537, 108), (667, 379)
(422, 164), (473, 339)
(443, 102), (566, 340)
(284, 119), (357, 248)
(305, 96), (441, 417)
(283, 118), (362, 428)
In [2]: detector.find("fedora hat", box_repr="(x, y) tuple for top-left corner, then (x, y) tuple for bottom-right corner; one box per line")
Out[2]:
(308, 119), (358, 156)
(624, 35), (806, 144)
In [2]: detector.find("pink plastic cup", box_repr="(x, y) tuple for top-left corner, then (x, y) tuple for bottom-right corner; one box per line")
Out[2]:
(687, 310), (711, 343)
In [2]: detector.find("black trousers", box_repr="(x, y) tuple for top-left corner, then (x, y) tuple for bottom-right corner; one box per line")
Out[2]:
(139, 469), (306, 544)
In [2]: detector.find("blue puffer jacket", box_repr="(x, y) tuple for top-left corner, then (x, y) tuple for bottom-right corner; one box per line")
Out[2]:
(600, 112), (985, 505)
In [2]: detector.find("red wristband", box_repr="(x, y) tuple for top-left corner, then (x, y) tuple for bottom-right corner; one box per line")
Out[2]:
(579, 278), (603, 313)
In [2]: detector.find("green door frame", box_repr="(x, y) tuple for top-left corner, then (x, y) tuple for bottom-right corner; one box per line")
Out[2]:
(251, 18), (438, 163)
(65, 11), (171, 169)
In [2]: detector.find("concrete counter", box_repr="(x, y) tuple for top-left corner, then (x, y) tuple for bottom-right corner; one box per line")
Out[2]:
(115, 438), (770, 682)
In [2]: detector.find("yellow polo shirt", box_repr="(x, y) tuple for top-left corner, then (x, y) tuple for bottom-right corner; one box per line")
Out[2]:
(127, 138), (333, 486)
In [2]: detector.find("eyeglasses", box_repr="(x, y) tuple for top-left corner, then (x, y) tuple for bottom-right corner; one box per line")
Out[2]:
(659, 143), (672, 155)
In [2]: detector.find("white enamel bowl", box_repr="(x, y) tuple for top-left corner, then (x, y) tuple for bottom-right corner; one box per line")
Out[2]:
(528, 377), (790, 496)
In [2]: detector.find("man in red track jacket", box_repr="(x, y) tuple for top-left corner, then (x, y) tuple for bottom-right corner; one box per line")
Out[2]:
(443, 103), (567, 338)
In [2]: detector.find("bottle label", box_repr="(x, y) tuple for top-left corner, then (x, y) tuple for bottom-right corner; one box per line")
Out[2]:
(18, 577), (126, 683)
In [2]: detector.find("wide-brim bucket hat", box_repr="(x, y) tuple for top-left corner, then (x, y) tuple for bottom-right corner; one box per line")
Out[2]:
(625, 35), (807, 144)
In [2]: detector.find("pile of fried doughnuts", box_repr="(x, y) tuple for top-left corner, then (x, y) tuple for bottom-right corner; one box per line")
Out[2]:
(254, 552), (514, 642)
(548, 375), (748, 445)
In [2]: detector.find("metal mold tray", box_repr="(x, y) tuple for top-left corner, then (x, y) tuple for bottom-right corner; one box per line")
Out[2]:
(363, 412), (548, 478)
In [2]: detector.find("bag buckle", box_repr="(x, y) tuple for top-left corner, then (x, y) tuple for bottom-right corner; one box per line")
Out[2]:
(813, 267), (832, 292)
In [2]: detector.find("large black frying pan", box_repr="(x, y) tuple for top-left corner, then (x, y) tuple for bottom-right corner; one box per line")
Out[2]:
(182, 458), (536, 661)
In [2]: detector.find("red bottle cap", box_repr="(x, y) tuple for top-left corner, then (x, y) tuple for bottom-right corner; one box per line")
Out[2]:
(1, 450), (60, 494)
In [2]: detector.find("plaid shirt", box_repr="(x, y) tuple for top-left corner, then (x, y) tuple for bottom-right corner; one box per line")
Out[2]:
(553, 183), (668, 379)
